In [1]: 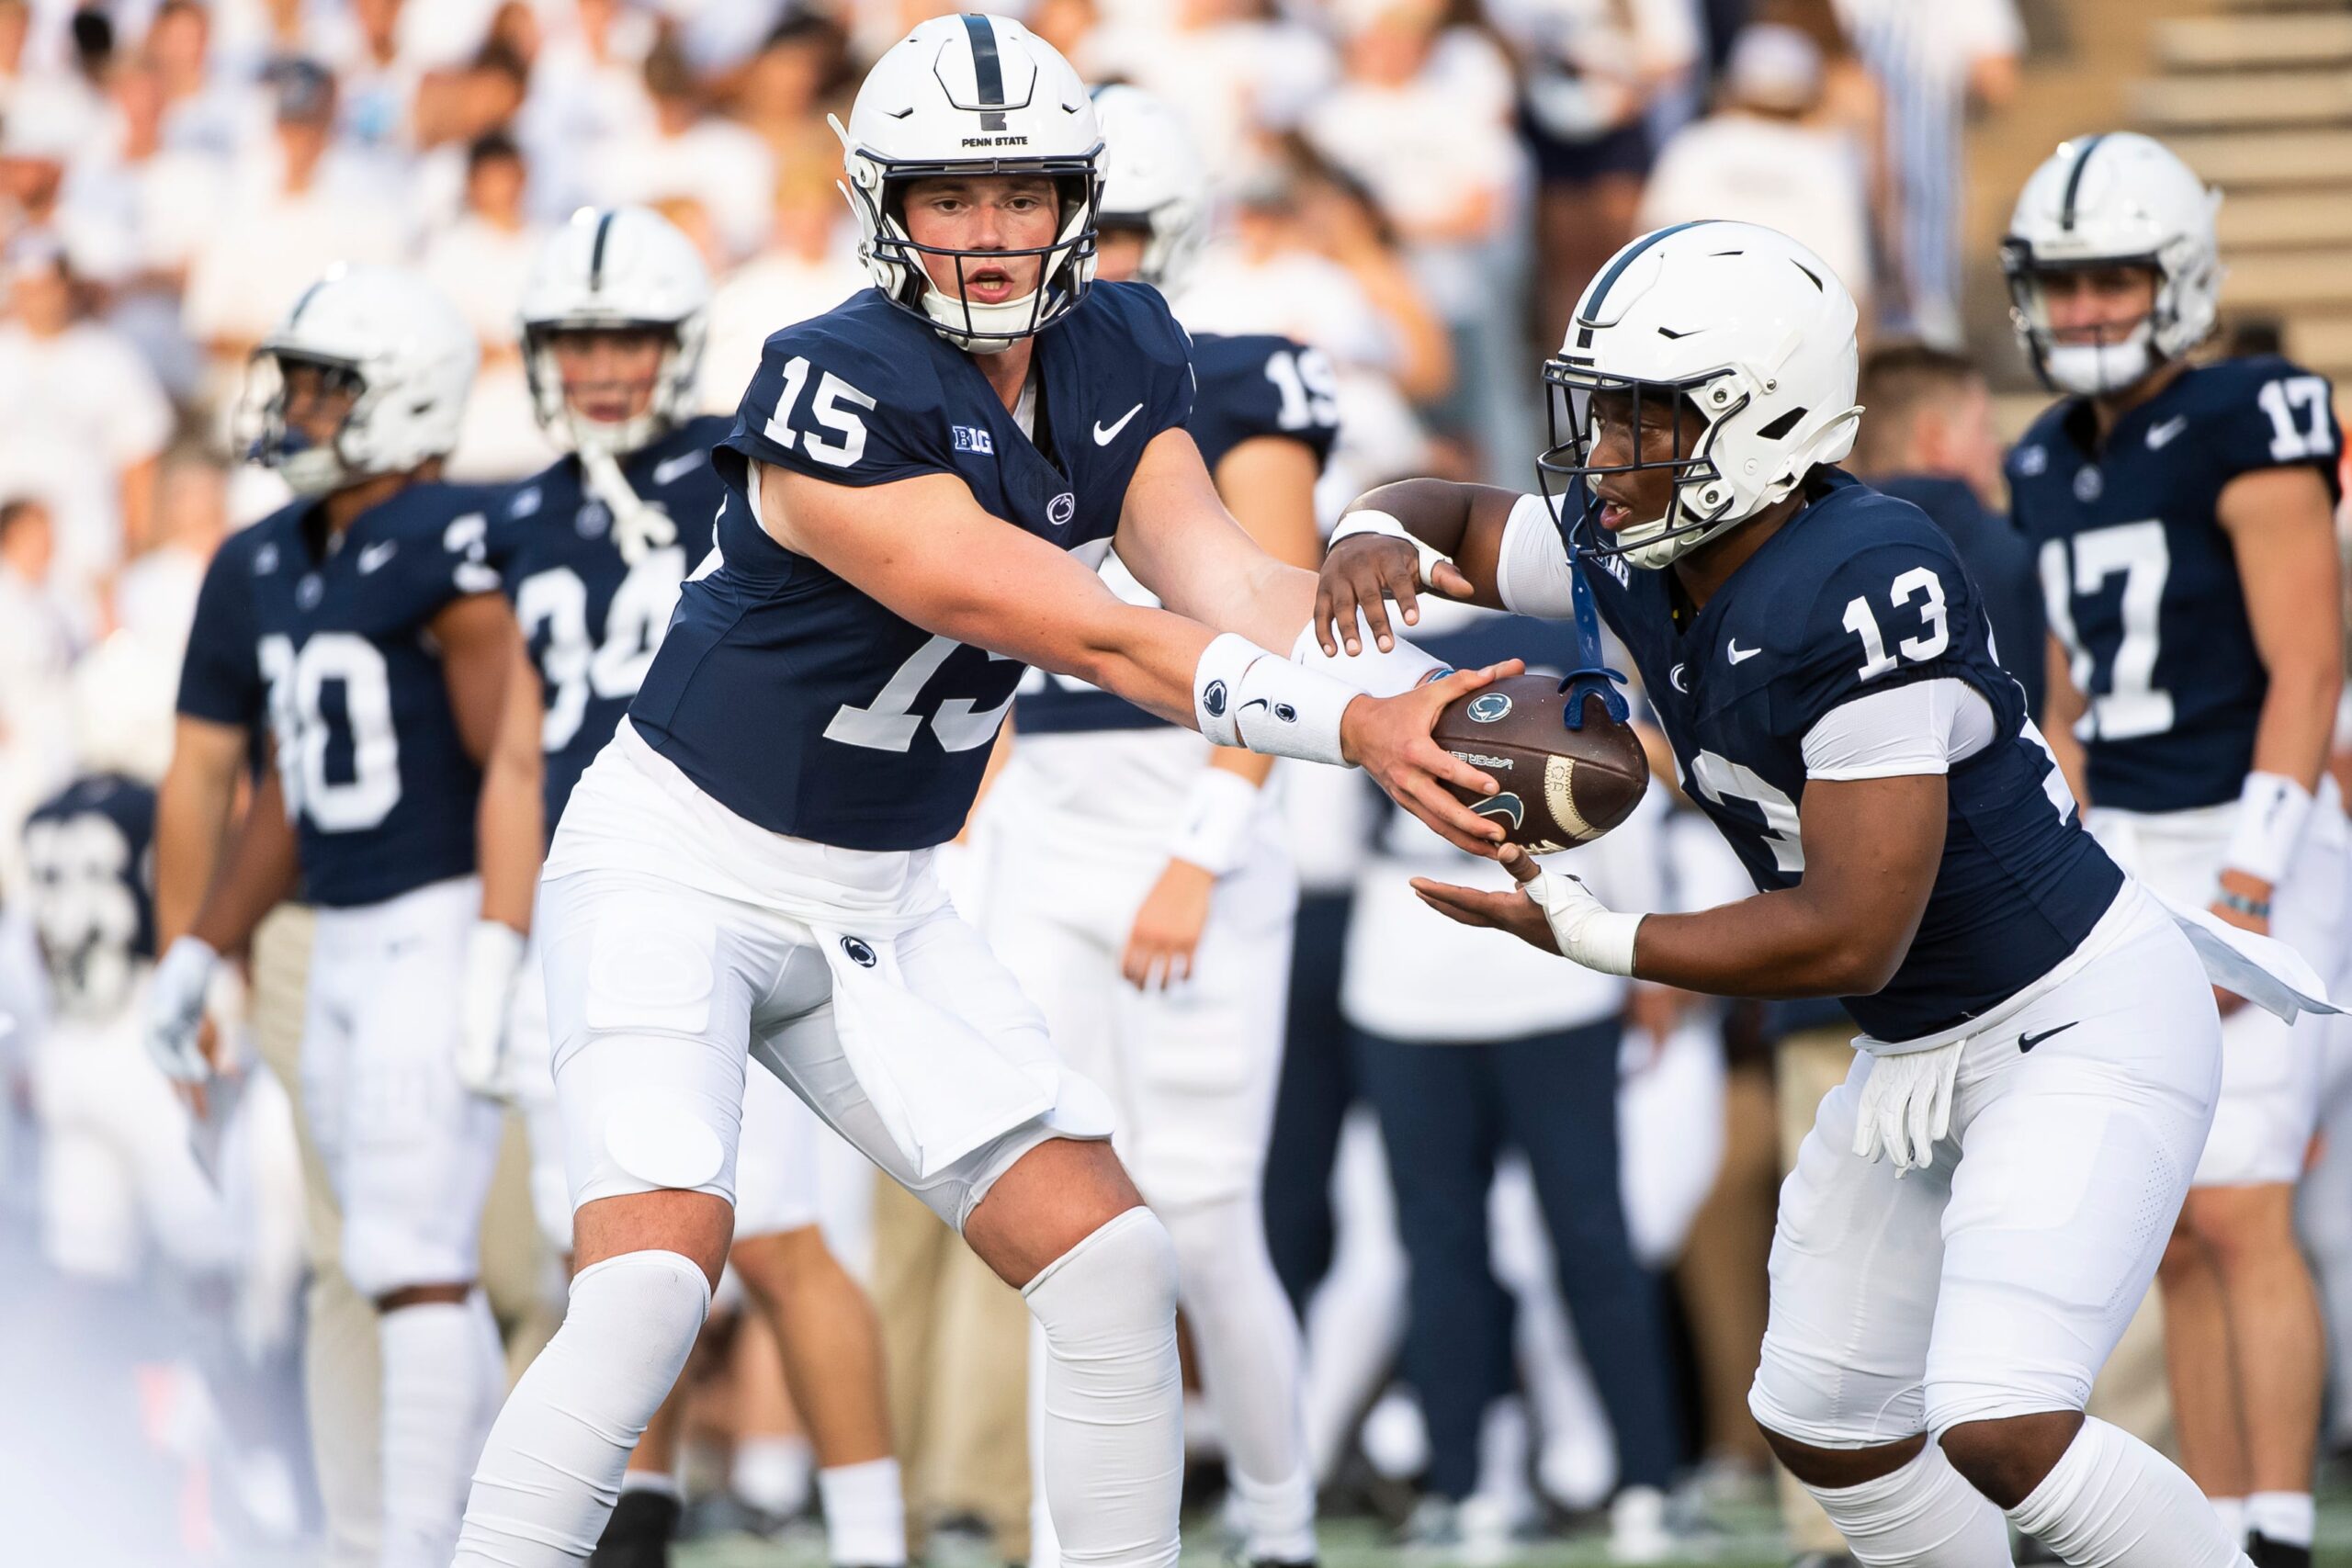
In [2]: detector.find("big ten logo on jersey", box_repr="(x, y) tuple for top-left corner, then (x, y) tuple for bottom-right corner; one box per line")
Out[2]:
(260, 632), (402, 831)
(1264, 345), (1340, 433)
(25, 810), (143, 1016)
(517, 548), (689, 751)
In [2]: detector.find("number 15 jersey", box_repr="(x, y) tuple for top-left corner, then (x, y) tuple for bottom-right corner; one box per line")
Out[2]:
(2011, 355), (2343, 814)
(627, 282), (1195, 852)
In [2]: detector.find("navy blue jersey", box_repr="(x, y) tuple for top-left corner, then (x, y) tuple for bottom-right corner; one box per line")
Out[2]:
(496, 416), (729, 833)
(248, 482), (504, 908)
(176, 520), (279, 780)
(1578, 468), (2123, 1043)
(1013, 331), (1337, 739)
(1873, 474), (2045, 723)
(2011, 355), (2343, 813)
(628, 283), (1195, 850)
(23, 773), (155, 1019)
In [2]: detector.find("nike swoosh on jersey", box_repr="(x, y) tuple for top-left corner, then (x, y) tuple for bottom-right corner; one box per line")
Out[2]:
(2018, 1021), (2078, 1052)
(1093, 403), (1144, 445)
(2146, 416), (2188, 449)
(1726, 639), (1761, 664)
(652, 451), (705, 486)
(358, 542), (398, 573)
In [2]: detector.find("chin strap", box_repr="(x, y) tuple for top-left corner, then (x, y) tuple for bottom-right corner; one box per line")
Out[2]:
(1559, 544), (1629, 732)
(580, 445), (675, 565)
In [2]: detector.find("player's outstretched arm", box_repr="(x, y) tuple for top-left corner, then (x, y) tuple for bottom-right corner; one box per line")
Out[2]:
(1311, 480), (1542, 656)
(187, 762), (303, 959)
(756, 458), (1514, 854)
(1415, 772), (1947, 999)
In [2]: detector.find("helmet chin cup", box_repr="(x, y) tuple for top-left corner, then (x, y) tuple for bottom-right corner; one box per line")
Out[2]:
(2041, 327), (2155, 397)
(921, 282), (1051, 354)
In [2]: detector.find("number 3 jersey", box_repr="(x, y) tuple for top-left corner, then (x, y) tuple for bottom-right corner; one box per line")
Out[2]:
(627, 282), (1195, 851)
(2011, 355), (2343, 813)
(227, 483), (503, 908)
(1578, 468), (2122, 1043)
(492, 416), (729, 833)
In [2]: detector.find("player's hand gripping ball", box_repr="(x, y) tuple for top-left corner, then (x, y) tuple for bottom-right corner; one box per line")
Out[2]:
(1429, 674), (1647, 852)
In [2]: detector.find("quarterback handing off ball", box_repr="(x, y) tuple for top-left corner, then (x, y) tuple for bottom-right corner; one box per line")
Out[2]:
(1430, 674), (1647, 852)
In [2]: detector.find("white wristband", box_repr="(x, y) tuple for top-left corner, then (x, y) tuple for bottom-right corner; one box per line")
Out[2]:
(1194, 632), (1261, 748)
(1329, 507), (1457, 587)
(1231, 653), (1356, 767)
(1169, 768), (1262, 877)
(1291, 621), (1449, 697)
(2223, 771), (2313, 887)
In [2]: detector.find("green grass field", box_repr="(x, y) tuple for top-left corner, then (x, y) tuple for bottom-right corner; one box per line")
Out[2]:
(673, 1495), (2352, 1568)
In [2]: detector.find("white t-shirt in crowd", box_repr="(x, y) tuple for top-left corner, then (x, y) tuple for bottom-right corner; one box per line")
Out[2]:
(1080, 17), (1336, 181)
(424, 213), (561, 482)
(0, 321), (175, 593)
(1637, 112), (1873, 308)
(181, 176), (407, 350)
(590, 116), (775, 263)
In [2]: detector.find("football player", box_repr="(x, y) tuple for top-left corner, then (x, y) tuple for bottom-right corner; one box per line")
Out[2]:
(2003, 133), (2347, 1568)
(481, 206), (902, 1568)
(978, 85), (1332, 1568)
(1311, 219), (2334, 1568)
(143, 265), (535, 1568)
(448, 17), (1508, 1568)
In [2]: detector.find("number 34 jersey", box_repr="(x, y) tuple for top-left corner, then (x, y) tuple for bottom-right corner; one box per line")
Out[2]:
(492, 416), (729, 833)
(243, 483), (505, 908)
(627, 282), (1196, 852)
(2011, 355), (2343, 813)
(1581, 468), (2122, 1043)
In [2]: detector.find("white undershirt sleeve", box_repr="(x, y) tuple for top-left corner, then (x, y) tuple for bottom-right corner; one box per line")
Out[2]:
(1801, 678), (2000, 781)
(1494, 492), (1580, 618)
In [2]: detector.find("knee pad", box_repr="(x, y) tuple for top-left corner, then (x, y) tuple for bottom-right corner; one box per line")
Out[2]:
(1023, 1206), (1179, 1347)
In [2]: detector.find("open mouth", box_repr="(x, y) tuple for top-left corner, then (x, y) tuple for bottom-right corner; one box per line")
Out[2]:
(1595, 498), (1634, 534)
(963, 264), (1019, 303)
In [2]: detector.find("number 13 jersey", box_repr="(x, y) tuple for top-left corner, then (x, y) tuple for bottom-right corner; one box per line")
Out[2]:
(2011, 355), (2343, 814)
(628, 282), (1196, 851)
(1578, 468), (2122, 1043)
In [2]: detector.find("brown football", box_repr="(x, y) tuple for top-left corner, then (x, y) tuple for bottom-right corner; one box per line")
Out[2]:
(1431, 674), (1649, 853)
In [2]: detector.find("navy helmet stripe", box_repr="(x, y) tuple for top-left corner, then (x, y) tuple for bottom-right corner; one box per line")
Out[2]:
(588, 209), (616, 290)
(286, 278), (326, 328)
(1579, 220), (1710, 328)
(2059, 135), (2107, 231)
(963, 14), (1004, 106)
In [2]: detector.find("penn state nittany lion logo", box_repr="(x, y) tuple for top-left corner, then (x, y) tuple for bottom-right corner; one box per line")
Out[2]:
(1467, 692), (1513, 724)
(1203, 681), (1228, 718)
(841, 936), (878, 969)
(1048, 492), (1077, 526)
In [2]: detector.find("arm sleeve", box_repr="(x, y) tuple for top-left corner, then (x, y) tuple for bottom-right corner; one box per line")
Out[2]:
(1495, 491), (1579, 618)
(1802, 677), (1999, 780)
(175, 544), (262, 728)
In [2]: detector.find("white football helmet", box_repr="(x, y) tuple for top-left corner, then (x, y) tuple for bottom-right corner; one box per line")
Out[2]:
(833, 13), (1102, 353)
(1091, 85), (1208, 293)
(69, 630), (176, 785)
(243, 265), (478, 496)
(519, 206), (711, 457)
(2002, 132), (2222, 397)
(1542, 220), (1861, 571)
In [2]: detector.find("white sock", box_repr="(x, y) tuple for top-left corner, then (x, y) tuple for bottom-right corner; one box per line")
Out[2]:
(1023, 1207), (1182, 1568)
(1162, 1196), (1316, 1562)
(2006, 1416), (2252, 1568)
(1804, 1442), (2012, 1568)
(379, 1298), (503, 1568)
(2245, 1493), (2313, 1550)
(2211, 1497), (2247, 1547)
(730, 1434), (811, 1517)
(817, 1456), (907, 1565)
(453, 1251), (711, 1567)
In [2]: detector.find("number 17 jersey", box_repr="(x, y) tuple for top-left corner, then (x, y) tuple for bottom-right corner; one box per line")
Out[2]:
(2010, 355), (2343, 814)
(627, 283), (1195, 852)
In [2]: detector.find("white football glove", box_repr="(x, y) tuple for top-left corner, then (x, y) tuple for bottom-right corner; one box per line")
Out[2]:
(1850, 1039), (1964, 1174)
(455, 920), (527, 1100)
(147, 935), (220, 1084)
(1519, 863), (1643, 976)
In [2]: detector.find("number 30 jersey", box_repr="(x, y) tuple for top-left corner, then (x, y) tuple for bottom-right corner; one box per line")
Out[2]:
(2011, 355), (2343, 814)
(493, 416), (729, 834)
(1580, 468), (2122, 1043)
(628, 282), (1196, 851)
(242, 483), (505, 908)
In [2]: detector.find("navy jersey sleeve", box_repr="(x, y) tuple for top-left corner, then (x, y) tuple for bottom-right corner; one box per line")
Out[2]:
(1190, 333), (1340, 473)
(718, 317), (953, 491)
(1096, 281), (1196, 443)
(2204, 355), (2344, 505)
(1774, 526), (1985, 743)
(175, 528), (265, 728)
